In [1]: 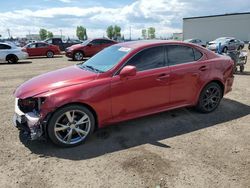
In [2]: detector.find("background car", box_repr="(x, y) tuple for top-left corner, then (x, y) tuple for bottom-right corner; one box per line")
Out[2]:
(235, 39), (245, 50)
(65, 38), (117, 61)
(184, 38), (207, 47)
(14, 40), (234, 147)
(44, 38), (82, 51)
(23, 42), (61, 58)
(207, 37), (242, 53)
(0, 43), (28, 63)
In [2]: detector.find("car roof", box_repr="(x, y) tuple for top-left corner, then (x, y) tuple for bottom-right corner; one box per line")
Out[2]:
(115, 40), (197, 49)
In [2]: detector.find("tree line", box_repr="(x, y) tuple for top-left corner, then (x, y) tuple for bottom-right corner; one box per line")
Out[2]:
(37, 26), (156, 41)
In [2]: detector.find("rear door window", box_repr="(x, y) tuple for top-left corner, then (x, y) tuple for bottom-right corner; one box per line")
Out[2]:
(167, 45), (194, 65)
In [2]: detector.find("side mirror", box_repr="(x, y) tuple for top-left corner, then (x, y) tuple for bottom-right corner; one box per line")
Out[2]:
(120, 65), (137, 78)
(87, 43), (93, 47)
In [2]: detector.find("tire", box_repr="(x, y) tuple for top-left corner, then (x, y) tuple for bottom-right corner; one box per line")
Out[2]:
(46, 51), (54, 58)
(73, 51), (84, 61)
(222, 47), (228, 53)
(196, 82), (223, 113)
(240, 65), (244, 72)
(6, 54), (18, 64)
(47, 104), (95, 147)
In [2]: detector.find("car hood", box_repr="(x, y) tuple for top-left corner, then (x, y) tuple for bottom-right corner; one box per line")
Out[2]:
(68, 44), (84, 50)
(15, 65), (97, 99)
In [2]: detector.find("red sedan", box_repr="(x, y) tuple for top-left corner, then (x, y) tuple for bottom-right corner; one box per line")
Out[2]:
(65, 38), (117, 61)
(13, 40), (234, 147)
(23, 42), (61, 58)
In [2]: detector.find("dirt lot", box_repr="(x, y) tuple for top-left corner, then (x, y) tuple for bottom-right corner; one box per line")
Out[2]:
(0, 50), (250, 188)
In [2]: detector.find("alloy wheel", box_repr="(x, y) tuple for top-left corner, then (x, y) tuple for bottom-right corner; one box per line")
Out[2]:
(74, 52), (83, 61)
(201, 86), (221, 112)
(54, 110), (91, 145)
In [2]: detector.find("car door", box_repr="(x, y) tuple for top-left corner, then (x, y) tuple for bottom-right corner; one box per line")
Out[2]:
(0, 44), (11, 61)
(167, 45), (209, 106)
(85, 39), (102, 56)
(36, 43), (48, 56)
(228, 39), (237, 51)
(26, 43), (38, 56)
(111, 46), (171, 119)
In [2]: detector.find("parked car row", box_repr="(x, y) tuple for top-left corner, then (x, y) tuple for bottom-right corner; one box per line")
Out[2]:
(184, 37), (245, 53)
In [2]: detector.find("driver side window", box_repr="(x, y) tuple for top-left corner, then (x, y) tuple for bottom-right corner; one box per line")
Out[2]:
(126, 46), (165, 72)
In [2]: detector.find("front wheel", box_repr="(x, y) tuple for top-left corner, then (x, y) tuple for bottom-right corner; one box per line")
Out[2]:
(73, 51), (84, 61)
(47, 105), (95, 147)
(196, 82), (223, 113)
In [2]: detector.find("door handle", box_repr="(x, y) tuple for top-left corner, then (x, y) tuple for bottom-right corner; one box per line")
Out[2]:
(156, 73), (170, 81)
(199, 66), (208, 71)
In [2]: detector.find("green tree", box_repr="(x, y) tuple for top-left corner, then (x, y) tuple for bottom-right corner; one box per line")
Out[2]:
(142, 29), (147, 39)
(47, 31), (54, 38)
(147, 27), (156, 39)
(106, 25), (114, 39)
(113, 25), (121, 40)
(76, 26), (87, 40)
(39, 28), (48, 40)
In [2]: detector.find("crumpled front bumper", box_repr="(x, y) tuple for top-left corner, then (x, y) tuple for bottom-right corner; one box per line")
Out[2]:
(13, 98), (43, 140)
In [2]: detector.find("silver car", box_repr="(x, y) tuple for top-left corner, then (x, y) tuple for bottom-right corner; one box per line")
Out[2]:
(207, 37), (243, 53)
(184, 39), (207, 47)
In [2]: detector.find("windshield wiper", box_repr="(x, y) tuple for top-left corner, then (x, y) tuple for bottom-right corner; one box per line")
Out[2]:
(81, 65), (103, 73)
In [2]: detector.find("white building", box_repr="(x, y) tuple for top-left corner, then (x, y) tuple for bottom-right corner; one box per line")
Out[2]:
(183, 12), (250, 42)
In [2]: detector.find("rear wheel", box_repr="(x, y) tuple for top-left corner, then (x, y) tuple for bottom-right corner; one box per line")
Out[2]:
(46, 51), (54, 58)
(47, 105), (95, 147)
(73, 51), (84, 61)
(196, 82), (223, 113)
(6, 54), (18, 63)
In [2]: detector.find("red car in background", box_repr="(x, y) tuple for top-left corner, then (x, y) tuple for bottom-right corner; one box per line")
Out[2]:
(13, 41), (234, 147)
(66, 38), (117, 61)
(23, 42), (61, 58)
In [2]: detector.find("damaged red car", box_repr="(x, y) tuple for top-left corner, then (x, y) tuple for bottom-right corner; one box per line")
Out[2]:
(13, 41), (234, 147)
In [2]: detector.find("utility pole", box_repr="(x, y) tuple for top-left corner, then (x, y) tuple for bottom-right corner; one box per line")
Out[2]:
(129, 26), (132, 41)
(60, 29), (62, 39)
(7, 28), (11, 39)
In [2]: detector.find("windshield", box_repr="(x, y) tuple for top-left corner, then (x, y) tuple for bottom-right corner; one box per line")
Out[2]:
(81, 39), (91, 45)
(78, 45), (132, 73)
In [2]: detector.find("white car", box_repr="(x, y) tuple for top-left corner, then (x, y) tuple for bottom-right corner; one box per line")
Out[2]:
(0, 43), (28, 63)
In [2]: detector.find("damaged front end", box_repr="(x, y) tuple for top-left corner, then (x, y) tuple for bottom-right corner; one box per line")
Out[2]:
(13, 97), (46, 140)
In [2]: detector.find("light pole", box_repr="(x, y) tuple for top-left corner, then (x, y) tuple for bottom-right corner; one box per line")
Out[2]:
(129, 26), (132, 41)
(60, 29), (62, 39)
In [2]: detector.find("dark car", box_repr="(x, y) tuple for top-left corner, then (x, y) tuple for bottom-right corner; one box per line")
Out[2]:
(44, 38), (81, 51)
(65, 38), (117, 61)
(13, 40), (234, 147)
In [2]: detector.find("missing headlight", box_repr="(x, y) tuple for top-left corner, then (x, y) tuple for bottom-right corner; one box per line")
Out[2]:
(18, 98), (45, 113)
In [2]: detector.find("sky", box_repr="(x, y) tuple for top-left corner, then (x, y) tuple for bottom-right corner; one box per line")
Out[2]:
(0, 0), (249, 39)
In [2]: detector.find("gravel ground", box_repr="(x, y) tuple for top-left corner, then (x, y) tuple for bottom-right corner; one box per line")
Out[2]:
(0, 50), (249, 188)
